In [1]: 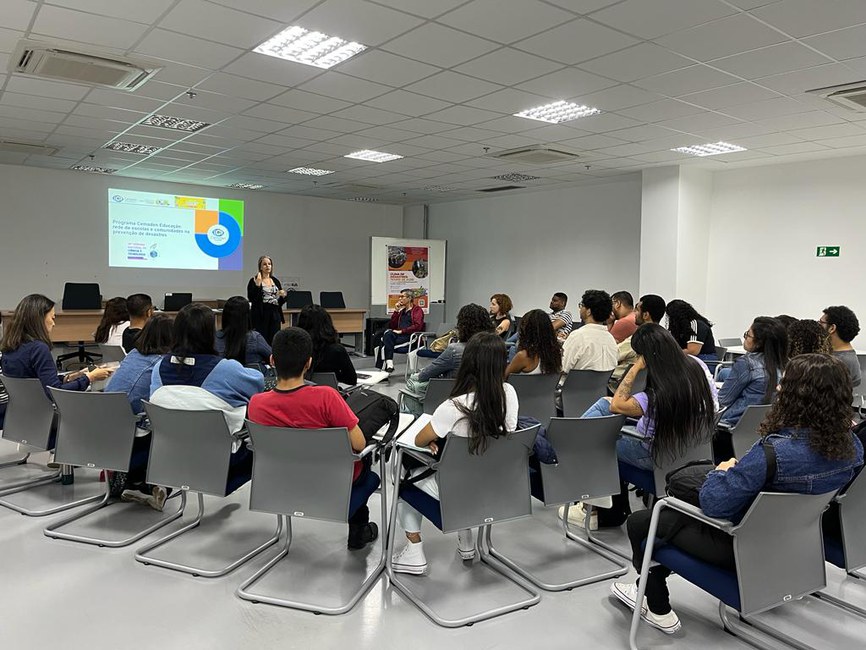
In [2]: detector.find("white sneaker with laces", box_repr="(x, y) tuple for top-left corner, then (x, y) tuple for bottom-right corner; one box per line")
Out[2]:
(557, 503), (598, 530)
(391, 541), (428, 575)
(457, 529), (475, 560)
(611, 582), (682, 635)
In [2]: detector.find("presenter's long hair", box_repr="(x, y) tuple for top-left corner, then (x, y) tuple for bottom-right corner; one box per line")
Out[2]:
(94, 297), (129, 343)
(630, 324), (716, 464)
(517, 309), (562, 374)
(1, 294), (55, 352)
(171, 303), (217, 359)
(297, 304), (338, 367)
(221, 296), (253, 363)
(451, 332), (509, 455)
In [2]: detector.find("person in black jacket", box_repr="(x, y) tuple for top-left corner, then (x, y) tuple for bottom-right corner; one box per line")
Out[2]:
(246, 255), (286, 345)
(297, 304), (357, 385)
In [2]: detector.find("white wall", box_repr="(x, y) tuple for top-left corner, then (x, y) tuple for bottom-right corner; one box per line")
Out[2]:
(706, 155), (866, 345)
(676, 167), (713, 313)
(639, 167), (680, 301)
(0, 164), (403, 309)
(427, 177), (642, 321)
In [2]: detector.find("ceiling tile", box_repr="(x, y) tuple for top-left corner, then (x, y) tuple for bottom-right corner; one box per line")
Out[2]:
(634, 65), (741, 97)
(221, 52), (322, 86)
(804, 25), (866, 62)
(618, 99), (704, 122)
(569, 112), (642, 133)
(752, 0), (866, 39)
(606, 124), (680, 142)
(45, 0), (176, 23)
(173, 90), (258, 115)
(465, 88), (555, 114)
(0, 105), (65, 124)
(270, 89), (352, 114)
(206, 0), (320, 23)
(788, 123), (866, 140)
(330, 105), (413, 126)
(755, 64), (861, 96)
(516, 67), (617, 99)
(4, 0), (37, 31)
(514, 18), (639, 65)
(1, 92), (78, 114)
(298, 72), (392, 103)
(579, 44), (692, 83)
(814, 134), (866, 149)
(134, 29), (244, 70)
(654, 111), (741, 134)
(352, 125), (421, 142)
(591, 0), (736, 39)
(194, 73), (285, 102)
(733, 133), (804, 148)
(387, 117), (457, 134)
(755, 110), (843, 131)
(656, 13), (788, 61)
(573, 84), (664, 111)
(438, 0), (574, 44)
(366, 0), (467, 19)
(721, 96), (813, 121)
(150, 62), (212, 88)
(31, 5), (149, 50)
(422, 105), (503, 126)
(299, 0), (425, 47)
(5, 75), (91, 100)
(382, 23), (499, 69)
(0, 27), (24, 53)
(159, 0), (283, 49)
(454, 48), (562, 86)
(711, 43), (833, 80)
(337, 50), (440, 87)
(680, 82), (781, 110)
(364, 90), (452, 117)
(242, 103), (319, 124)
(302, 115), (371, 134)
(758, 142), (829, 155)
(406, 71), (504, 104)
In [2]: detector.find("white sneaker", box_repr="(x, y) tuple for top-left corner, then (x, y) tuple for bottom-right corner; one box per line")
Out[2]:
(611, 582), (682, 635)
(457, 529), (475, 560)
(121, 489), (151, 506)
(392, 541), (428, 575)
(557, 503), (598, 530)
(384, 360), (394, 373)
(149, 486), (167, 512)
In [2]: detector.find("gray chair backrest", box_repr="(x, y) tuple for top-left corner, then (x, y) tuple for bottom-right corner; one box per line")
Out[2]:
(310, 372), (339, 389)
(735, 491), (835, 616)
(319, 291), (346, 309)
(719, 337), (743, 347)
(560, 369), (612, 417)
(142, 401), (235, 496)
(423, 378), (455, 415)
(436, 426), (538, 533)
(730, 405), (772, 458)
(245, 421), (355, 523)
(96, 345), (127, 362)
(715, 345), (728, 361)
(508, 373), (559, 425)
(285, 290), (314, 309)
(651, 435), (714, 495)
(836, 469), (866, 571)
(49, 388), (138, 472)
(0, 376), (55, 449)
(539, 415), (625, 506)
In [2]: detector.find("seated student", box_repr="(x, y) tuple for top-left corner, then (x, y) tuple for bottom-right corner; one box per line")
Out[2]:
(666, 299), (718, 368)
(391, 332), (519, 574)
(548, 292), (574, 343)
(247, 328), (377, 550)
(609, 294), (666, 391)
(609, 291), (638, 344)
(122, 293), (154, 353)
(0, 294), (112, 430)
(505, 309), (562, 378)
(94, 297), (130, 347)
(0, 312), (6, 424)
(561, 289), (618, 374)
(788, 318), (832, 357)
(614, 354), (864, 635)
(149, 303), (264, 494)
(820, 305), (861, 387)
(489, 293), (513, 339)
(297, 304), (357, 385)
(105, 314), (173, 510)
(215, 296), (272, 366)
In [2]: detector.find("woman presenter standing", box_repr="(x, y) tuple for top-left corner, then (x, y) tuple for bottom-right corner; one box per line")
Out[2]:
(247, 255), (286, 345)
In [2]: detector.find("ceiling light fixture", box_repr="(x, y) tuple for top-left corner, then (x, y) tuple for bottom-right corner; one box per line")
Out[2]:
(347, 196), (379, 202)
(71, 165), (116, 174)
(228, 182), (264, 190)
(255, 25), (367, 69)
(492, 172), (540, 182)
(514, 101), (601, 124)
(671, 142), (747, 157)
(287, 166), (335, 176)
(345, 149), (403, 163)
(105, 142), (161, 155)
(141, 114), (210, 132)
(424, 185), (455, 192)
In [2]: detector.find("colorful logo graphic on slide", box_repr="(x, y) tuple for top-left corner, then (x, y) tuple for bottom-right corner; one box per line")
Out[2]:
(193, 199), (244, 270)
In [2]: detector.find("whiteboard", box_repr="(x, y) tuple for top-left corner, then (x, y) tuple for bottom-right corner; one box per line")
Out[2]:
(370, 236), (446, 304)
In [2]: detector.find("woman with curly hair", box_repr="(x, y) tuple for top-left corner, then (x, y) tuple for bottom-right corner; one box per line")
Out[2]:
(489, 293), (513, 338)
(615, 353), (863, 635)
(788, 319), (832, 358)
(505, 309), (562, 377)
(665, 299), (717, 367)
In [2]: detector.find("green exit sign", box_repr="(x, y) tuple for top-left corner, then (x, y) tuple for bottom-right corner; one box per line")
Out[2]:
(817, 246), (840, 257)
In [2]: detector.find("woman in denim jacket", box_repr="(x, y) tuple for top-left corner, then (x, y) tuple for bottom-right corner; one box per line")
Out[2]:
(718, 316), (788, 425)
(613, 354), (863, 635)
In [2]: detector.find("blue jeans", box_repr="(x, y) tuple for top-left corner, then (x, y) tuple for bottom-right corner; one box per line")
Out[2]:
(582, 397), (653, 470)
(582, 396), (613, 418)
(716, 366), (731, 382)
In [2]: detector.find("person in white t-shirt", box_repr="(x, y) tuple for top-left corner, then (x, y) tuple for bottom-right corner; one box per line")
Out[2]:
(391, 332), (519, 575)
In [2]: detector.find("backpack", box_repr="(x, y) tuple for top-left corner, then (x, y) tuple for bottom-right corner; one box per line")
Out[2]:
(345, 387), (400, 444)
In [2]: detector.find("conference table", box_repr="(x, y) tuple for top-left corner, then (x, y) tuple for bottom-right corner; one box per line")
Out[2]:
(0, 307), (367, 352)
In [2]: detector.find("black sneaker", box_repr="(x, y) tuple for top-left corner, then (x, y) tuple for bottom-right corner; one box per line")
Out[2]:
(347, 522), (379, 550)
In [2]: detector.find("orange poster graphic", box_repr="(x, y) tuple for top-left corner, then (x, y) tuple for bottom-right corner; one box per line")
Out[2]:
(386, 245), (429, 312)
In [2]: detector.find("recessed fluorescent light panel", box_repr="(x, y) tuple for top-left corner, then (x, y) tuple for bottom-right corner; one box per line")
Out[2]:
(492, 173), (540, 182)
(672, 142), (747, 157)
(424, 185), (454, 192)
(345, 150), (403, 163)
(228, 183), (264, 190)
(105, 142), (160, 155)
(514, 100), (601, 124)
(287, 166), (334, 176)
(141, 114), (210, 132)
(255, 25), (367, 69)
(347, 196), (378, 202)
(71, 165), (116, 174)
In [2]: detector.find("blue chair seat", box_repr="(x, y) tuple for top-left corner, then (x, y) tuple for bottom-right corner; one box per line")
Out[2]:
(619, 460), (655, 494)
(349, 470), (380, 518)
(823, 534), (845, 570)
(417, 349), (441, 359)
(641, 539), (741, 610)
(400, 483), (443, 530)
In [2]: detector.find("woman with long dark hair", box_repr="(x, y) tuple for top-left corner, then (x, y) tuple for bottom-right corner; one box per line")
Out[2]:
(247, 255), (286, 345)
(215, 296), (271, 366)
(391, 332), (519, 574)
(616, 354), (863, 635)
(718, 317), (788, 425)
(505, 309), (562, 377)
(297, 304), (357, 385)
(94, 296), (130, 346)
(665, 299), (717, 366)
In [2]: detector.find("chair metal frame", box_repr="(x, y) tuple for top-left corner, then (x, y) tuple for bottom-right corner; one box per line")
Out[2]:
(485, 416), (629, 591)
(385, 427), (542, 627)
(236, 422), (386, 615)
(133, 401), (281, 578)
(43, 389), (184, 547)
(403, 322), (454, 380)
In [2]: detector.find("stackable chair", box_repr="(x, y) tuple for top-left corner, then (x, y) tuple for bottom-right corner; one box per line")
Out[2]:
(0, 376), (102, 516)
(310, 372), (339, 389)
(629, 492), (837, 650)
(386, 425), (541, 627)
(43, 389), (183, 547)
(319, 291), (346, 309)
(508, 373), (559, 425)
(718, 337), (743, 348)
(485, 416), (629, 590)
(403, 322), (454, 380)
(422, 378), (455, 415)
(134, 402), (281, 578)
(236, 422), (385, 614)
(724, 404), (772, 459)
(559, 369), (612, 417)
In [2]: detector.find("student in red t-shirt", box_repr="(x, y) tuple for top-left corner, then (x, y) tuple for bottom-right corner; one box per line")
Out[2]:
(247, 327), (378, 550)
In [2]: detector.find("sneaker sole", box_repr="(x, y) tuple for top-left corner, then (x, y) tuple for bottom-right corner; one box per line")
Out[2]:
(457, 549), (476, 560)
(391, 563), (428, 575)
(611, 585), (680, 635)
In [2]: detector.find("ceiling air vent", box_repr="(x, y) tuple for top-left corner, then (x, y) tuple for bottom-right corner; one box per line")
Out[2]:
(0, 140), (59, 156)
(489, 145), (579, 164)
(11, 40), (161, 91)
(808, 80), (866, 112)
(478, 185), (524, 193)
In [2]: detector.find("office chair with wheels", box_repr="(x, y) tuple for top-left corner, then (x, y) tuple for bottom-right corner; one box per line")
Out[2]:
(320, 291), (346, 309)
(55, 283), (103, 369)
